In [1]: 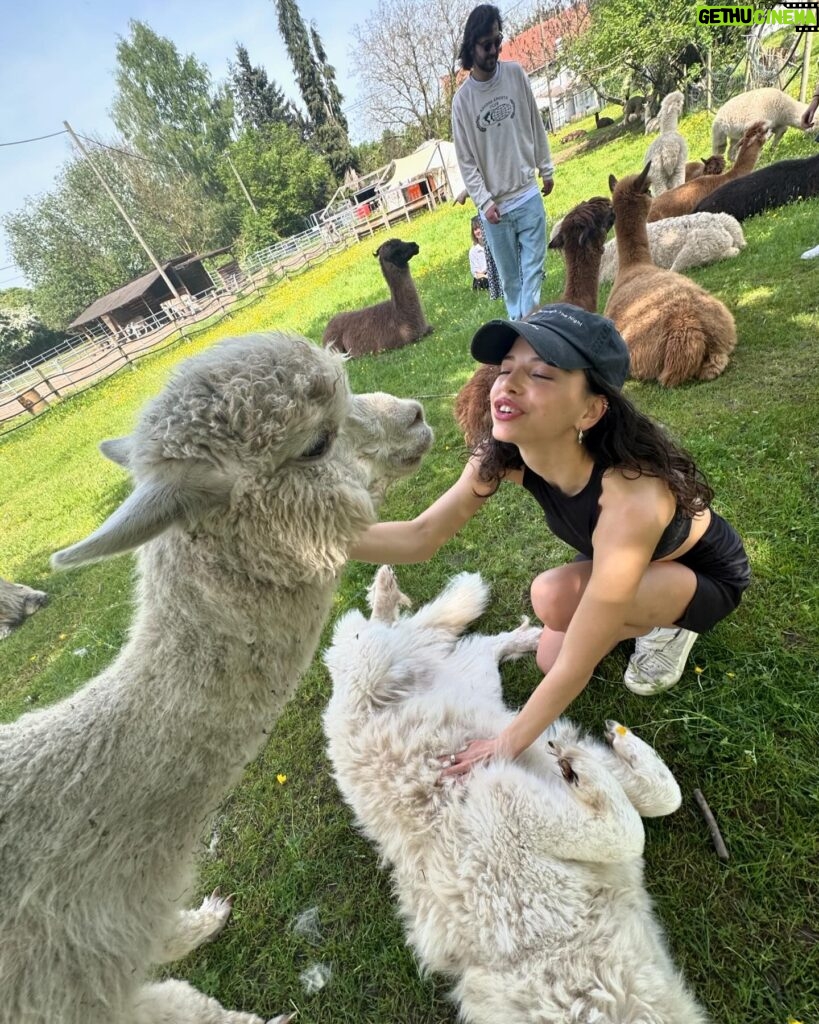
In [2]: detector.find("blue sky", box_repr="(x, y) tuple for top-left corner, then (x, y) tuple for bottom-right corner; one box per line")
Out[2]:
(0, 0), (382, 286)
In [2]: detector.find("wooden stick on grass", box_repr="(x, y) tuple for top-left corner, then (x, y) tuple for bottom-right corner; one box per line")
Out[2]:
(693, 788), (729, 862)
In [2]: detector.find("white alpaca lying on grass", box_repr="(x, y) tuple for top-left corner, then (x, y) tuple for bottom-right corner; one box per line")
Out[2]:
(0, 334), (432, 1024)
(323, 567), (709, 1024)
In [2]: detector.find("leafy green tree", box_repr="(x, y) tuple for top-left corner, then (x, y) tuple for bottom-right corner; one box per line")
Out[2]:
(111, 20), (238, 236)
(560, 0), (744, 111)
(230, 44), (304, 132)
(0, 289), (64, 371)
(273, 0), (356, 178)
(221, 123), (334, 255)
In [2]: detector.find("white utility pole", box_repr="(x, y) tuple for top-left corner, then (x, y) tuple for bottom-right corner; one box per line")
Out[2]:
(800, 34), (813, 103)
(63, 120), (181, 299)
(225, 155), (259, 214)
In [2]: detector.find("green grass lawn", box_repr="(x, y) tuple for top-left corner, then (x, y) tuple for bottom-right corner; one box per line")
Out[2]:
(2, 108), (818, 1023)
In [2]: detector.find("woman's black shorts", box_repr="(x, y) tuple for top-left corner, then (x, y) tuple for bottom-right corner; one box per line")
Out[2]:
(671, 511), (750, 633)
(571, 510), (750, 634)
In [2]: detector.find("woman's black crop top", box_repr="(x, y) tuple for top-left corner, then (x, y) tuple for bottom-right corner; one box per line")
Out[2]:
(521, 462), (692, 559)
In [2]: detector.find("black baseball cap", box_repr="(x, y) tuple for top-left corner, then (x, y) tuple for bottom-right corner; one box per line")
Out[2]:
(470, 303), (630, 389)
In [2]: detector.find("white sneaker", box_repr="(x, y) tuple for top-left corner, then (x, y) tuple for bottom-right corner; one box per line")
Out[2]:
(624, 626), (699, 695)
(800, 243), (819, 260)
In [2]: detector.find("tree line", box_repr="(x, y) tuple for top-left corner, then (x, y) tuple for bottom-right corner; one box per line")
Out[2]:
(2, 0), (367, 345)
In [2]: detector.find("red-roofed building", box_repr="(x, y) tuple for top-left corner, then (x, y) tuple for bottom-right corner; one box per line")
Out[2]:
(451, 5), (600, 132)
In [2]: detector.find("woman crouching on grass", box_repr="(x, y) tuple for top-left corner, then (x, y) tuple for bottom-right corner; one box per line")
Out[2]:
(350, 304), (751, 776)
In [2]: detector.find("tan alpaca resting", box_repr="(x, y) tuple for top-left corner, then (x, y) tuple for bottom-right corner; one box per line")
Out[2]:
(322, 238), (433, 357)
(454, 197), (615, 448)
(648, 122), (769, 222)
(605, 165), (737, 387)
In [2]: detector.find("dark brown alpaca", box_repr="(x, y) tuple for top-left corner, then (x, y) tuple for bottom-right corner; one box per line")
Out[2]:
(322, 238), (432, 357)
(454, 198), (615, 448)
(648, 122), (768, 221)
(684, 155), (726, 181)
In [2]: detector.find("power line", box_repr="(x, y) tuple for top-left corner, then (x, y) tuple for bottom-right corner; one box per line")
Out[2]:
(75, 134), (155, 164)
(0, 129), (68, 148)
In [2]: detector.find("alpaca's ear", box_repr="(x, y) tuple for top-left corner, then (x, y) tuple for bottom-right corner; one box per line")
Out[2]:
(51, 482), (188, 568)
(608, 174), (618, 192)
(99, 436), (133, 469)
(636, 163), (652, 192)
(52, 459), (233, 569)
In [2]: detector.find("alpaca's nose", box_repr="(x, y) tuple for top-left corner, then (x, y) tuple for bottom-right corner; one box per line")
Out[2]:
(407, 401), (424, 426)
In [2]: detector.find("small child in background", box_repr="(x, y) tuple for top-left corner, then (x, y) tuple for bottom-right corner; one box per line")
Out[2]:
(469, 216), (489, 290)
(469, 216), (502, 299)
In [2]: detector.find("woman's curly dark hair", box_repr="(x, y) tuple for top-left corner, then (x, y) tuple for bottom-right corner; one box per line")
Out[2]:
(458, 4), (502, 71)
(472, 368), (713, 516)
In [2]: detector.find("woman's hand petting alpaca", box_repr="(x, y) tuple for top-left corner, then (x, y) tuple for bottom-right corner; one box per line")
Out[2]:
(439, 736), (505, 779)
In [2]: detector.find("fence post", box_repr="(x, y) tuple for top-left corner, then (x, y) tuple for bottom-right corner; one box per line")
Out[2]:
(31, 361), (62, 399)
(116, 341), (134, 367)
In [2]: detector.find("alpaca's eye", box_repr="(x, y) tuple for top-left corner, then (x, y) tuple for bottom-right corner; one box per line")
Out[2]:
(302, 432), (332, 459)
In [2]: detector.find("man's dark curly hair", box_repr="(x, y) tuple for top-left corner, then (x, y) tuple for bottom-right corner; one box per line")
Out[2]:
(459, 4), (503, 71)
(471, 368), (714, 517)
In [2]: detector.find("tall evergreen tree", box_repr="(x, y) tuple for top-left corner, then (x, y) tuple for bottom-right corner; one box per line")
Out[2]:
(230, 44), (303, 133)
(273, 0), (356, 178)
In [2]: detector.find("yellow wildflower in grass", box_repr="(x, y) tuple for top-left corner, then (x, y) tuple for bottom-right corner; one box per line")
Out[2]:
(276, 774), (287, 785)
(58, 633), (68, 640)
(694, 666), (704, 674)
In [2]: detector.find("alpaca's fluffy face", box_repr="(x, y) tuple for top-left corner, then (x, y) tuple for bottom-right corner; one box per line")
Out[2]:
(342, 392), (433, 501)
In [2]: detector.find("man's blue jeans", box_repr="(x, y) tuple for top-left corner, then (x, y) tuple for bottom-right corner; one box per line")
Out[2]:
(481, 193), (547, 320)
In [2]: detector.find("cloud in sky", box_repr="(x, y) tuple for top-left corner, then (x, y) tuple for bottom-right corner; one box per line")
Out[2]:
(0, 0), (379, 282)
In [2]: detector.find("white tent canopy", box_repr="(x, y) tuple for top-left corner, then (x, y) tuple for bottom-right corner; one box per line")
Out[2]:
(380, 139), (464, 198)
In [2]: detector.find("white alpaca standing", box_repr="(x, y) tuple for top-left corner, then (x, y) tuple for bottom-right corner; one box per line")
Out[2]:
(645, 91), (688, 195)
(0, 333), (433, 1024)
(711, 87), (809, 161)
(600, 211), (746, 281)
(323, 567), (709, 1024)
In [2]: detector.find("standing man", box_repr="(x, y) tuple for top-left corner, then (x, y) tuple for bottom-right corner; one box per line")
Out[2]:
(451, 4), (555, 319)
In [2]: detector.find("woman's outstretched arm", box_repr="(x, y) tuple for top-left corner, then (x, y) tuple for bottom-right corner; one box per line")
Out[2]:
(350, 455), (498, 565)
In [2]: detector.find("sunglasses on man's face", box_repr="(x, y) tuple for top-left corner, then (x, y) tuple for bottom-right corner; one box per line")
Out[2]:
(476, 34), (503, 53)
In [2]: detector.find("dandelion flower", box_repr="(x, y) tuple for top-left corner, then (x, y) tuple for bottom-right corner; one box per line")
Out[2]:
(276, 773), (287, 785)
(694, 666), (704, 675)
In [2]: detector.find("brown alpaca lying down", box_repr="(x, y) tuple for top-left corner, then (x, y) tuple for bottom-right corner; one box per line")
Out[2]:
(605, 165), (737, 387)
(322, 238), (433, 357)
